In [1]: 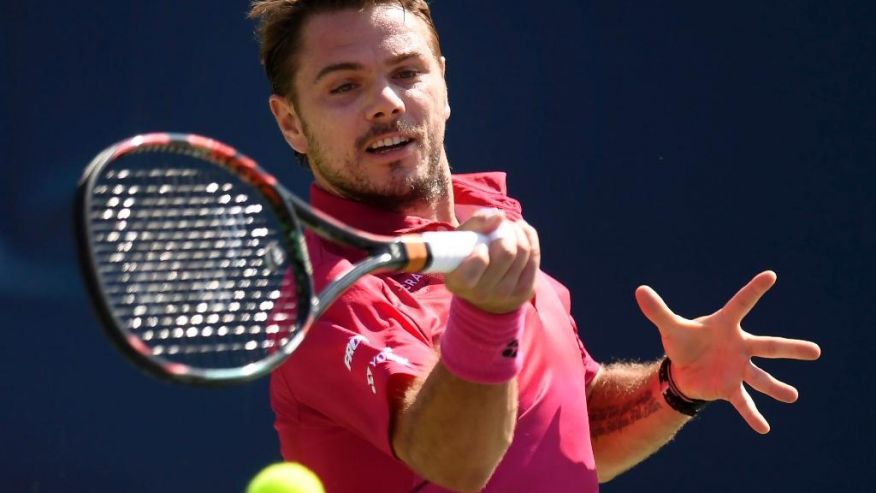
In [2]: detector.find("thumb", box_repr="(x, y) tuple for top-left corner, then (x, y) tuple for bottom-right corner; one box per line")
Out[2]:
(457, 207), (505, 234)
(635, 285), (679, 331)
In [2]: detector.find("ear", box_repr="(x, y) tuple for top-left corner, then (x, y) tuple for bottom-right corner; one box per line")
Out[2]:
(439, 56), (451, 120)
(269, 95), (309, 154)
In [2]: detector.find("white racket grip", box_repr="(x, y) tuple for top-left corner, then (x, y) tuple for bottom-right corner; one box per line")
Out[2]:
(421, 221), (514, 273)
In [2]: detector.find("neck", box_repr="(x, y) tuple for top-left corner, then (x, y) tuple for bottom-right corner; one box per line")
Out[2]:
(401, 174), (456, 226)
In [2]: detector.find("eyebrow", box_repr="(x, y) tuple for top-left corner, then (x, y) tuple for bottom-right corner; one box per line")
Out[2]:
(313, 52), (423, 85)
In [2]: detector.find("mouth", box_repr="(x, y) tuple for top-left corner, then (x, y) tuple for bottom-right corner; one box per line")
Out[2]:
(364, 134), (416, 155)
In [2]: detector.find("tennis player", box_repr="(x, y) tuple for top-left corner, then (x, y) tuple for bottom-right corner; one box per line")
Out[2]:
(249, 1), (821, 492)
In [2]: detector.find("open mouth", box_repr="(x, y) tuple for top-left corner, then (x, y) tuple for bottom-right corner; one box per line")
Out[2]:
(366, 136), (414, 154)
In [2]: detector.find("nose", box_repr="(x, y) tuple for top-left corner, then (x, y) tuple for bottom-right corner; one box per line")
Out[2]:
(366, 81), (405, 121)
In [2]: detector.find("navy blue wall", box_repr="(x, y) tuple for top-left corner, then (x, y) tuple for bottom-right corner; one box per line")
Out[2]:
(2, 1), (873, 491)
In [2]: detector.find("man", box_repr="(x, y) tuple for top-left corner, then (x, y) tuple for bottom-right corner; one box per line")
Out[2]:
(249, 1), (822, 492)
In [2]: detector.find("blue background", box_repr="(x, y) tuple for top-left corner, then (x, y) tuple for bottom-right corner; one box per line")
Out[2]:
(2, 1), (873, 491)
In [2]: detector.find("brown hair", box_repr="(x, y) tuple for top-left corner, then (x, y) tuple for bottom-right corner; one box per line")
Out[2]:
(248, 0), (441, 99)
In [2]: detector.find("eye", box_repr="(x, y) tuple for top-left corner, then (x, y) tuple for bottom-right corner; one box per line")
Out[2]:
(330, 82), (358, 94)
(395, 69), (420, 80)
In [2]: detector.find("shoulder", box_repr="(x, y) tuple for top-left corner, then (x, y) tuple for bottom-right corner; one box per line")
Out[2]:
(539, 271), (573, 312)
(451, 172), (523, 219)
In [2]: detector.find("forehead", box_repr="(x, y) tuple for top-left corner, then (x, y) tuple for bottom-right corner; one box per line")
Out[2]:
(298, 5), (435, 71)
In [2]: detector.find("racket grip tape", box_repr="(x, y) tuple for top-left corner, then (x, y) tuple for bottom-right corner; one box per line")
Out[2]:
(418, 221), (514, 273)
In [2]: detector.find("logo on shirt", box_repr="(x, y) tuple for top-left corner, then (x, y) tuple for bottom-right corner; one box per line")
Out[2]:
(366, 367), (376, 394)
(399, 273), (425, 292)
(389, 272), (433, 293)
(344, 335), (368, 371)
(369, 347), (410, 368)
(362, 347), (410, 395)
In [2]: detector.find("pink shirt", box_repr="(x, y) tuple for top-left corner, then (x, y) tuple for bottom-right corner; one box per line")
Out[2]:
(270, 173), (601, 492)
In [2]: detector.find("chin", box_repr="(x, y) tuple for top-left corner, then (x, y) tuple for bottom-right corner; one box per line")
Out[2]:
(381, 160), (426, 180)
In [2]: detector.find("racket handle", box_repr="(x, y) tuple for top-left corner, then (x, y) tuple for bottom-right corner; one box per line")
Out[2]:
(421, 221), (514, 273)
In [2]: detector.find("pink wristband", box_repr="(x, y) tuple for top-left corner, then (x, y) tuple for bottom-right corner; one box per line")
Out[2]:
(439, 298), (526, 384)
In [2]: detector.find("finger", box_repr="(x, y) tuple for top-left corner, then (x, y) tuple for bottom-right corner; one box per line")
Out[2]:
(492, 222), (531, 296)
(748, 335), (822, 360)
(744, 362), (799, 403)
(456, 207), (505, 234)
(446, 242), (490, 292)
(722, 270), (777, 322)
(520, 220), (540, 261)
(635, 285), (682, 329)
(511, 220), (541, 299)
(728, 384), (771, 434)
(473, 221), (519, 291)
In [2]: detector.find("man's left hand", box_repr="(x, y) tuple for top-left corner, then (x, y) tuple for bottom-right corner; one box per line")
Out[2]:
(635, 270), (822, 434)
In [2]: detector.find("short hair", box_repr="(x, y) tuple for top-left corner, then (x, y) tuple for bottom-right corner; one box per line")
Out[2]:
(249, 0), (442, 99)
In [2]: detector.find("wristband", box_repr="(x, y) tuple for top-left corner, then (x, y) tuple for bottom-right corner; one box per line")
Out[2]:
(439, 298), (526, 384)
(659, 357), (709, 417)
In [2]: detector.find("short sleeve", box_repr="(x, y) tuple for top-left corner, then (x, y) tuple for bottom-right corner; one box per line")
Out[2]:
(541, 272), (601, 385)
(577, 331), (601, 386)
(271, 273), (438, 458)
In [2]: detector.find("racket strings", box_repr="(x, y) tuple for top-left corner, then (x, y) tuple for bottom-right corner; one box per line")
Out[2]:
(88, 155), (302, 369)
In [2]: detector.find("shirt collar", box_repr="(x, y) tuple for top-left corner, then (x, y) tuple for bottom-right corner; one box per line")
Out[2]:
(308, 172), (522, 236)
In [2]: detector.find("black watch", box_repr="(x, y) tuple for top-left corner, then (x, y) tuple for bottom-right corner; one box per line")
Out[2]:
(658, 358), (709, 417)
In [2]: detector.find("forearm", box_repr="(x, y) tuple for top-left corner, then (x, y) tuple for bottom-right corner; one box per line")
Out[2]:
(390, 213), (534, 492)
(392, 362), (517, 493)
(588, 361), (690, 482)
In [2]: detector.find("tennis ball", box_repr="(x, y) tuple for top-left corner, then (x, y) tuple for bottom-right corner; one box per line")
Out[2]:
(246, 462), (325, 493)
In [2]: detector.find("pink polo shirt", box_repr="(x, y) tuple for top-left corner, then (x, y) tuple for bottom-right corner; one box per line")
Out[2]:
(270, 173), (601, 492)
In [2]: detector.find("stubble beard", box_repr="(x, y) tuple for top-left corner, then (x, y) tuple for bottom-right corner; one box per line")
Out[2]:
(305, 122), (450, 214)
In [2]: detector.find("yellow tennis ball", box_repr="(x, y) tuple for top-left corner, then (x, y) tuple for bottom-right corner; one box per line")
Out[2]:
(246, 462), (325, 493)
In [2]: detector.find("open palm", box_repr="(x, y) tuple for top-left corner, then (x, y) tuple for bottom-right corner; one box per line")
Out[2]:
(635, 271), (821, 434)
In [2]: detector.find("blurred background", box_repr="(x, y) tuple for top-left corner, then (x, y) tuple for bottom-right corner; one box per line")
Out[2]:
(2, 0), (873, 491)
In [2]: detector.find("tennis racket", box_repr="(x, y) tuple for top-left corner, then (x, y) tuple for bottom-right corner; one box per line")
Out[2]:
(75, 132), (504, 386)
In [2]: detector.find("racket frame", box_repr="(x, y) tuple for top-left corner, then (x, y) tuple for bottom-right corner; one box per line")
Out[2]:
(74, 133), (448, 385)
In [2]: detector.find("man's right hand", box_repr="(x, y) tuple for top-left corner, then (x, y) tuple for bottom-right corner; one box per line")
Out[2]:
(444, 208), (541, 314)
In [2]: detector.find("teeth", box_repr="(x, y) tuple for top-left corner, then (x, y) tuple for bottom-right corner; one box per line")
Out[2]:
(369, 136), (410, 150)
